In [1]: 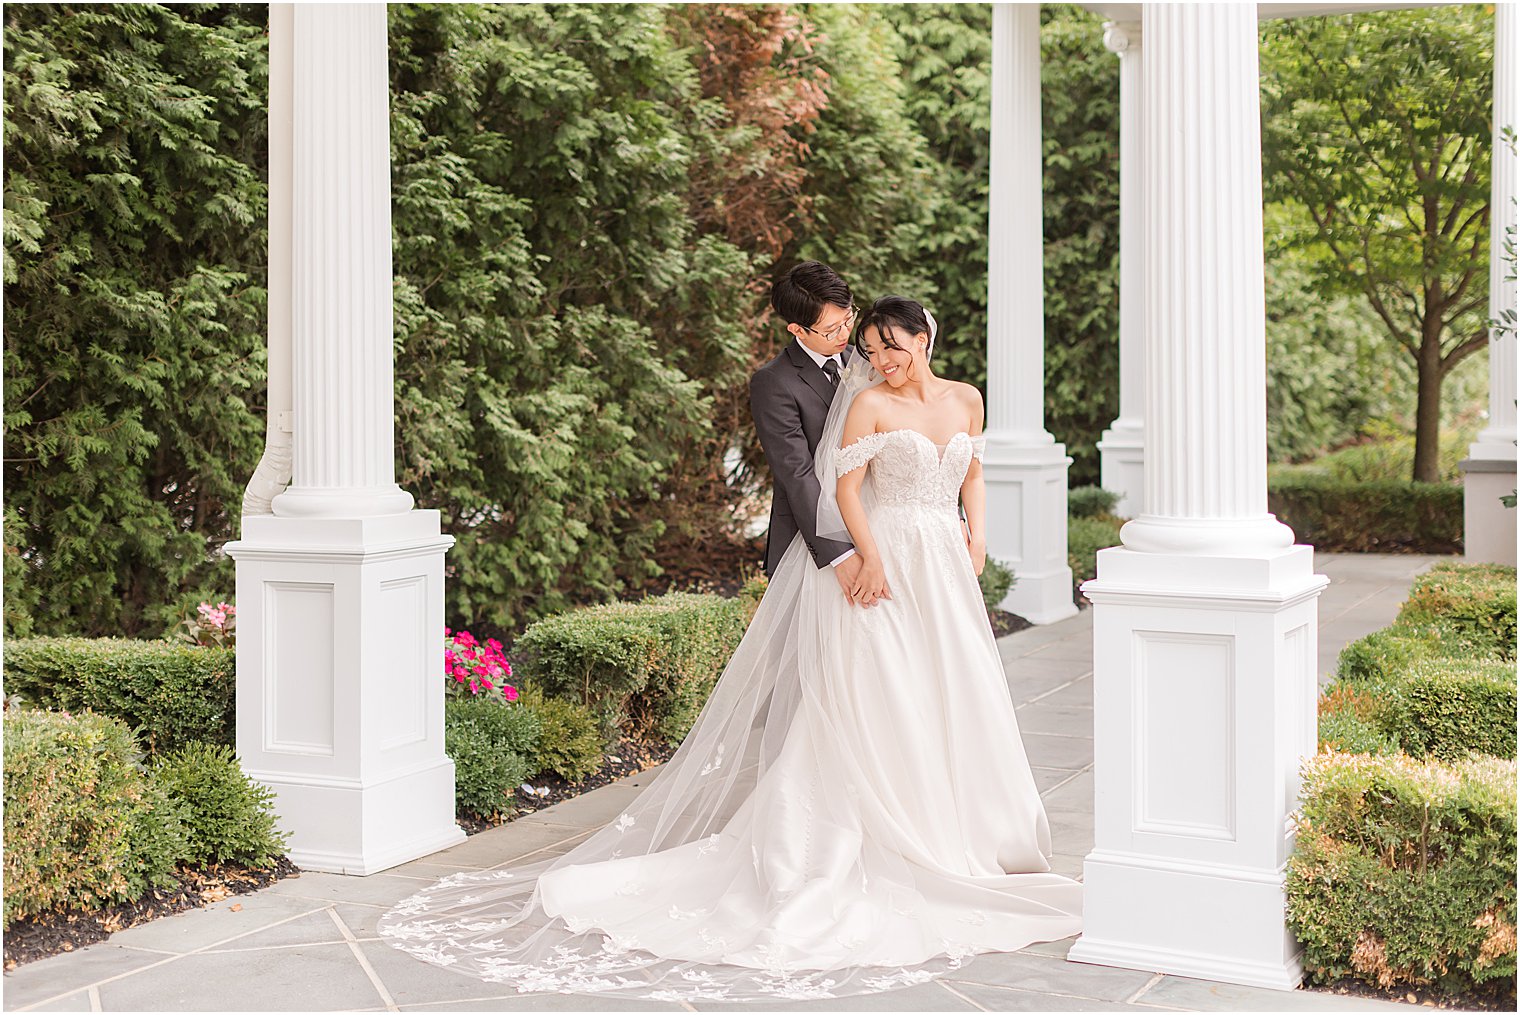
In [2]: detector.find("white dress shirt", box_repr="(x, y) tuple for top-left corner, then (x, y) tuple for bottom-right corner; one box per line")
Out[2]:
(792, 339), (855, 568)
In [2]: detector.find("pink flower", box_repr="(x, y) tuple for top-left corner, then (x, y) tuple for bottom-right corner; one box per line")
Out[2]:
(504, 686), (519, 702)
(483, 680), (494, 691)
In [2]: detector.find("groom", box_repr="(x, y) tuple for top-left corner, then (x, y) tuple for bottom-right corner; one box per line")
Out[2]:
(750, 261), (880, 607)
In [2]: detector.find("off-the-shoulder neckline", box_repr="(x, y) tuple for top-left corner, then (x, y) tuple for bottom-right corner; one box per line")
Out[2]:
(848, 428), (977, 448)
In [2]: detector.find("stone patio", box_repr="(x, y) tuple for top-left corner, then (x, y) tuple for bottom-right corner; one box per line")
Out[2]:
(3, 553), (1441, 1013)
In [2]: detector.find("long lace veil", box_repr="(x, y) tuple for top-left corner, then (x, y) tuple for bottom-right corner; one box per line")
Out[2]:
(377, 337), (963, 1001)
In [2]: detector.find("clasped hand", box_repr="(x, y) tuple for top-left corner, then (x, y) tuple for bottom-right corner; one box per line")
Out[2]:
(834, 553), (891, 608)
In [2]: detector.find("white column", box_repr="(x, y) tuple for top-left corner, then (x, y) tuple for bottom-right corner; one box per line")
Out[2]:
(1095, 20), (1146, 519)
(1462, 1), (1518, 566)
(983, 2), (1077, 625)
(1068, 4), (1328, 991)
(224, 3), (463, 875)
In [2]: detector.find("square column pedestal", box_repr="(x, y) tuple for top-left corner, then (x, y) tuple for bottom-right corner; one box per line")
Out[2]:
(226, 510), (464, 875)
(1068, 544), (1329, 989)
(1460, 458), (1518, 566)
(983, 435), (1079, 624)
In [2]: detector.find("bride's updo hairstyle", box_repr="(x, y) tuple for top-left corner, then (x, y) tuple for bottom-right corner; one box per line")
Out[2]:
(853, 295), (933, 377)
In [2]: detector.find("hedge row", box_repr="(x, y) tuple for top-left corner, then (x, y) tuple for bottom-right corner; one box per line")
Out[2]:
(2, 710), (287, 927)
(3, 638), (235, 754)
(1267, 472), (1464, 553)
(515, 584), (763, 746)
(1298, 562), (1519, 996)
(1318, 564), (1517, 761)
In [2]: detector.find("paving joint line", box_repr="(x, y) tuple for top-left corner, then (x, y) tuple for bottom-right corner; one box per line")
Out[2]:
(486, 829), (598, 870)
(1018, 672), (1094, 708)
(328, 907), (399, 1012)
(198, 936), (383, 954)
(940, 976), (1122, 1007)
(16, 903), (331, 1012)
(88, 985), (102, 1012)
(935, 978), (990, 1011)
(1040, 764), (1094, 798)
(1126, 971), (1166, 1004)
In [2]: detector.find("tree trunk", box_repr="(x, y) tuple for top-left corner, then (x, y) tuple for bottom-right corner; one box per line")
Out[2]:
(1412, 317), (1445, 483)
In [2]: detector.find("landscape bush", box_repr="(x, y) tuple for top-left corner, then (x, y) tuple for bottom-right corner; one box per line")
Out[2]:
(1287, 752), (1517, 994)
(1396, 563), (1517, 659)
(1067, 486), (1121, 519)
(2, 710), (186, 926)
(514, 590), (755, 746)
(979, 557), (1016, 611)
(3, 638), (235, 754)
(518, 685), (605, 784)
(443, 697), (540, 817)
(1267, 472), (1463, 553)
(150, 742), (288, 866)
(1068, 514), (1124, 586)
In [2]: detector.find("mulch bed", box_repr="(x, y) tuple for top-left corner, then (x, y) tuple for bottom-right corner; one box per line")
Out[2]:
(457, 737), (680, 836)
(1309, 976), (1516, 1011)
(3, 856), (301, 970)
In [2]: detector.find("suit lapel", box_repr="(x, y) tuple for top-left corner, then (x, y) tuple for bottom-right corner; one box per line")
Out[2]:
(785, 341), (838, 409)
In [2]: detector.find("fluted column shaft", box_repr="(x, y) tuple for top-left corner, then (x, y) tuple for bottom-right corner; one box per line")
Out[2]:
(272, 3), (412, 518)
(987, 3), (1051, 443)
(1120, 3), (1291, 554)
(1473, 3), (1518, 459)
(1096, 20), (1147, 518)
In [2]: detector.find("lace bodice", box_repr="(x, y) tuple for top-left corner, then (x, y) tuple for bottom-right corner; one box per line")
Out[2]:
(836, 430), (986, 506)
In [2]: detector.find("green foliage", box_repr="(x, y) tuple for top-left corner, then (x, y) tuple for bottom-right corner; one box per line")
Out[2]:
(1261, 7), (1494, 483)
(150, 741), (288, 866)
(387, 3), (755, 634)
(3, 709), (185, 926)
(1067, 514), (1123, 586)
(1397, 563), (1518, 660)
(2, 637), (235, 754)
(443, 697), (540, 817)
(1287, 752), (1516, 993)
(885, 4), (1119, 486)
(3, 3), (270, 638)
(1267, 472), (1463, 554)
(1325, 563), (1517, 762)
(515, 590), (753, 745)
(978, 557), (1015, 611)
(519, 685), (605, 784)
(1067, 485), (1120, 519)
(1264, 241), (1405, 463)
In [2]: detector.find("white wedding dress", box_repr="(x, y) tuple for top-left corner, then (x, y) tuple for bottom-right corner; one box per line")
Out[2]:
(379, 368), (1083, 1003)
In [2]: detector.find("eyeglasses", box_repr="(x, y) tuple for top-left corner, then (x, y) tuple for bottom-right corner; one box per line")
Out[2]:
(801, 305), (859, 343)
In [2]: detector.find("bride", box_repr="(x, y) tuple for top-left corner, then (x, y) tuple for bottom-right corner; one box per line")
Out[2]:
(379, 296), (1083, 1002)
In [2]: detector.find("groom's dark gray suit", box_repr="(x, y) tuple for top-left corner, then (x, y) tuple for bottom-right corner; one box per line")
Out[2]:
(749, 341), (856, 576)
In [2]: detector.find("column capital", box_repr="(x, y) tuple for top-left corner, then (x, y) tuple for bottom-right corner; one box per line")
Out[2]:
(1102, 20), (1142, 55)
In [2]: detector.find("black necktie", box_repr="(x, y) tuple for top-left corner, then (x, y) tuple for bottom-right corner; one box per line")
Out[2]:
(822, 357), (840, 387)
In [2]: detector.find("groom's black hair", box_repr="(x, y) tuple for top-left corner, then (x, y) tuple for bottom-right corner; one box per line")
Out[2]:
(853, 295), (931, 360)
(771, 261), (853, 330)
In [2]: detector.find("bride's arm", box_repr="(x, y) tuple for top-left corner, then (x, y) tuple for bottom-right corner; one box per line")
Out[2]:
(959, 387), (988, 576)
(836, 395), (892, 604)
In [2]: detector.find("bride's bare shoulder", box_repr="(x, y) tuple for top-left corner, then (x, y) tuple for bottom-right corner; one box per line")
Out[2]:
(944, 381), (985, 430)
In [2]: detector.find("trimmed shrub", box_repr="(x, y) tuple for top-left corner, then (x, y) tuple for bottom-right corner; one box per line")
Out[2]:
(150, 742), (288, 867)
(3, 638), (235, 754)
(3, 710), (186, 926)
(1390, 660), (1517, 761)
(1287, 752), (1517, 994)
(519, 686), (605, 784)
(1397, 563), (1517, 660)
(1068, 514), (1124, 586)
(1336, 627), (1440, 683)
(1317, 685), (1399, 756)
(1068, 485), (1121, 519)
(1267, 472), (1463, 553)
(443, 697), (540, 817)
(978, 557), (1016, 611)
(515, 591), (753, 745)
